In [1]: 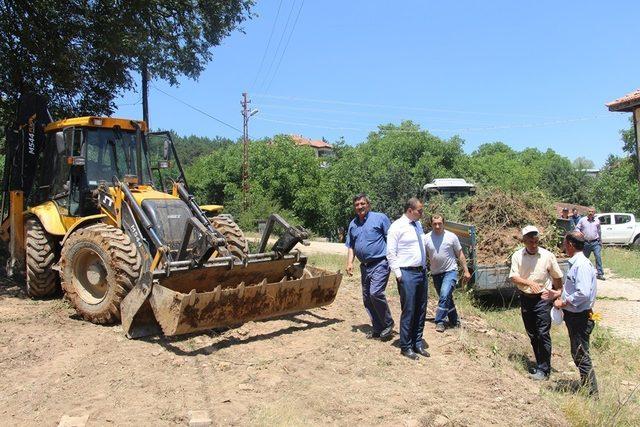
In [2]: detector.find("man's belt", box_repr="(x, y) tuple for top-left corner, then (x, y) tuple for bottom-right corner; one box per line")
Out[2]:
(519, 291), (542, 299)
(585, 239), (600, 243)
(361, 257), (385, 267)
(401, 266), (425, 271)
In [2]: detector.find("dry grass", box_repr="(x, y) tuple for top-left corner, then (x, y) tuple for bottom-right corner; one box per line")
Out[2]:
(307, 255), (640, 426)
(456, 291), (640, 426)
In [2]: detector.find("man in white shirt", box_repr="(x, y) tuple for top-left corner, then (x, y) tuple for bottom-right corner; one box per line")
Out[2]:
(509, 225), (563, 381)
(387, 197), (429, 360)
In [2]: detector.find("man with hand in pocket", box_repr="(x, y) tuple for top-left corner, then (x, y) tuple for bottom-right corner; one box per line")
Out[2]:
(387, 197), (430, 360)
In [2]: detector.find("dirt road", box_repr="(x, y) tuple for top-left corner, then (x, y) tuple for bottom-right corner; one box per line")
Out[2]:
(0, 272), (568, 426)
(4, 239), (634, 425)
(595, 270), (640, 342)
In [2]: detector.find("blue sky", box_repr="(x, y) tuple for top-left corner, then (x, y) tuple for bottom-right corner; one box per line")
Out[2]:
(115, 1), (638, 168)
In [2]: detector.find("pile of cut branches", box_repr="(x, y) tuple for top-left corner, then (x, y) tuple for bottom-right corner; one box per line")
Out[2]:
(426, 188), (562, 265)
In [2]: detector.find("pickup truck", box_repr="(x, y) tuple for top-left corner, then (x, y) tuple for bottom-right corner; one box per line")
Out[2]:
(444, 221), (570, 296)
(595, 213), (640, 246)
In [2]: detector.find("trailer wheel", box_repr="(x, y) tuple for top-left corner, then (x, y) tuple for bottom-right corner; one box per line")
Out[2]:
(210, 215), (248, 260)
(60, 224), (141, 324)
(25, 218), (59, 297)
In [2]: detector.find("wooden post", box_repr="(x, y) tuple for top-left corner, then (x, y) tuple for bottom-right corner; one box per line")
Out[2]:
(8, 190), (25, 275)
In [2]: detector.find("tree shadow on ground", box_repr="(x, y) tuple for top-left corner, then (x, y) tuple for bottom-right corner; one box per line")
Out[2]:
(150, 310), (343, 356)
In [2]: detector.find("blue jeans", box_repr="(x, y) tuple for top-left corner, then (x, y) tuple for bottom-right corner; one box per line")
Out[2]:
(583, 241), (604, 276)
(432, 270), (459, 325)
(397, 268), (428, 351)
(360, 259), (393, 333)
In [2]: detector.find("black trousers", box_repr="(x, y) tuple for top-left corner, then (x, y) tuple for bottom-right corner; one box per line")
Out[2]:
(563, 310), (599, 395)
(520, 293), (552, 374)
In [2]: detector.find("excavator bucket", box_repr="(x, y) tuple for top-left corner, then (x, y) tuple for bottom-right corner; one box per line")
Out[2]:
(121, 255), (342, 338)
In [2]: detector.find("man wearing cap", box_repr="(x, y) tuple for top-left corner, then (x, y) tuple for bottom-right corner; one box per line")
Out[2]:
(387, 197), (430, 360)
(550, 231), (599, 396)
(561, 207), (570, 220)
(509, 225), (564, 380)
(345, 193), (394, 340)
(575, 208), (605, 280)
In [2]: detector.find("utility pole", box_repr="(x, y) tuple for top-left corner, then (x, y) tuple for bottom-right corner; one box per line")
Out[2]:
(241, 93), (258, 210)
(142, 63), (149, 127)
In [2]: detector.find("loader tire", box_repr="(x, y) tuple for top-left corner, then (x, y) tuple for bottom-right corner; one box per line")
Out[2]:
(210, 215), (248, 260)
(60, 224), (141, 324)
(25, 218), (59, 298)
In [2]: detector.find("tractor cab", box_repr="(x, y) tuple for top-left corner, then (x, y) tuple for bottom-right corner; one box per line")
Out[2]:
(30, 117), (154, 217)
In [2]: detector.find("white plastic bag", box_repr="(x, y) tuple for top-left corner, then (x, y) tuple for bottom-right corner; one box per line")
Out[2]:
(550, 306), (564, 325)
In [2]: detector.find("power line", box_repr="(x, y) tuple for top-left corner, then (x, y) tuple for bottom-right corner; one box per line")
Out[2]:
(151, 83), (243, 134)
(255, 114), (608, 134)
(259, 0), (297, 91)
(255, 116), (362, 131)
(259, 112), (381, 128)
(258, 103), (515, 125)
(253, 93), (563, 119)
(250, 0), (284, 91)
(264, 0), (305, 92)
(116, 96), (142, 107)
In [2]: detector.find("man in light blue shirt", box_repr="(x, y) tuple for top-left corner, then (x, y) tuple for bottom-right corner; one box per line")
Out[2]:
(575, 208), (605, 280)
(549, 231), (599, 397)
(345, 193), (394, 340)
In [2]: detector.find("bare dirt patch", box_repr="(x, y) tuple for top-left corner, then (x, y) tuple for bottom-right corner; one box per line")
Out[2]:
(0, 270), (570, 426)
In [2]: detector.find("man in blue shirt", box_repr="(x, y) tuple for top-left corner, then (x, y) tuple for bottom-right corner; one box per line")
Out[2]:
(346, 193), (394, 340)
(548, 231), (599, 397)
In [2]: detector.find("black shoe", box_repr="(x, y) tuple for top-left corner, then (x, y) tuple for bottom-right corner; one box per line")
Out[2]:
(597, 275), (606, 281)
(435, 323), (445, 333)
(379, 323), (394, 340)
(366, 331), (381, 339)
(413, 345), (431, 357)
(400, 348), (419, 360)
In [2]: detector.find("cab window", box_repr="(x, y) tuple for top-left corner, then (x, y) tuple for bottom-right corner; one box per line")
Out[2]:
(598, 215), (611, 225)
(614, 214), (631, 225)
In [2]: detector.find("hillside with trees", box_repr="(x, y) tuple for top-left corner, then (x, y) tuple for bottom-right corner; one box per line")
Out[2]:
(178, 119), (639, 239)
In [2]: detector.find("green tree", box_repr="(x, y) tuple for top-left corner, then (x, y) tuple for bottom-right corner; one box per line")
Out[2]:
(0, 1), (254, 125)
(620, 116), (640, 185)
(592, 156), (640, 216)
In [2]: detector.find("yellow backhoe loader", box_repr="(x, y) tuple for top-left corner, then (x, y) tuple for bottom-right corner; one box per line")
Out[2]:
(1, 94), (341, 338)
